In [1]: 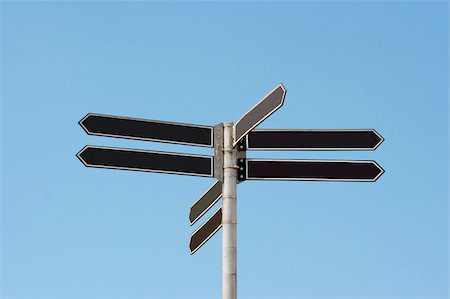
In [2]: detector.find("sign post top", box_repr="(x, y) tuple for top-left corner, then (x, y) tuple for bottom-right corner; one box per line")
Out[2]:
(233, 84), (286, 147)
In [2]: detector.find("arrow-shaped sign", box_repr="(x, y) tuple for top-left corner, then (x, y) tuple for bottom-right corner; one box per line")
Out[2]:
(79, 113), (214, 147)
(189, 181), (222, 225)
(233, 84), (286, 147)
(245, 129), (384, 150)
(241, 159), (384, 182)
(77, 146), (214, 177)
(190, 207), (222, 254)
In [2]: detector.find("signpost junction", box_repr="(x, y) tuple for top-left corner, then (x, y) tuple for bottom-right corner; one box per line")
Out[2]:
(77, 83), (384, 299)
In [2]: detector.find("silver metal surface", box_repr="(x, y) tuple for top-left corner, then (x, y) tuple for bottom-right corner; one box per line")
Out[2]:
(214, 123), (225, 182)
(222, 123), (237, 299)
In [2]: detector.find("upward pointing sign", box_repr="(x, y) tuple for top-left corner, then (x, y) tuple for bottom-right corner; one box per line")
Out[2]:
(233, 84), (286, 146)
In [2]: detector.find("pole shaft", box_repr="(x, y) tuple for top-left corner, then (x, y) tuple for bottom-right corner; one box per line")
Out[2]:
(222, 122), (237, 299)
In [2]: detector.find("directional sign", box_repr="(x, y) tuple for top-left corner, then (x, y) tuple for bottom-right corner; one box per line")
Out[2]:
(243, 159), (384, 181)
(190, 207), (222, 254)
(189, 181), (222, 225)
(77, 146), (213, 177)
(245, 129), (384, 150)
(233, 84), (286, 147)
(79, 113), (213, 147)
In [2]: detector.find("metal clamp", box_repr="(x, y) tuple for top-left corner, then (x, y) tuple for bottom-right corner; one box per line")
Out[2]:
(237, 158), (246, 182)
(213, 123), (224, 182)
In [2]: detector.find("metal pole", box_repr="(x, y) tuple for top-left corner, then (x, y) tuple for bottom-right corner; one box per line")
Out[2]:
(222, 122), (237, 299)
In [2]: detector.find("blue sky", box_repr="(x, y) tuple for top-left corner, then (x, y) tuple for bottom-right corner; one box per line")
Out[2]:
(1, 1), (448, 299)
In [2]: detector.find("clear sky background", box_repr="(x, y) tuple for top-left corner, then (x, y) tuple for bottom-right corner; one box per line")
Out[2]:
(1, 1), (448, 299)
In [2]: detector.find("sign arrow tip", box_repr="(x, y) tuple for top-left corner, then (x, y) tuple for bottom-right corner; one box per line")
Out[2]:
(76, 145), (88, 167)
(76, 145), (91, 167)
(78, 113), (92, 135)
(372, 129), (385, 150)
(372, 161), (385, 181)
(278, 82), (287, 94)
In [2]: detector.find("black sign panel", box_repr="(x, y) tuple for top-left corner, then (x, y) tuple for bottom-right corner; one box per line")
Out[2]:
(245, 159), (384, 181)
(190, 207), (222, 254)
(233, 84), (286, 147)
(79, 113), (213, 147)
(190, 181), (222, 225)
(246, 129), (384, 150)
(77, 146), (213, 177)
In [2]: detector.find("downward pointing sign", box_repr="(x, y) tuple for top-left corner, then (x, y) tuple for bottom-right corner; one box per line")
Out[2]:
(233, 84), (286, 147)
(189, 181), (222, 225)
(190, 207), (222, 254)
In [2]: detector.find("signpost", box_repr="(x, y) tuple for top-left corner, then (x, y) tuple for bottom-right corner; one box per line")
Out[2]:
(76, 83), (385, 299)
